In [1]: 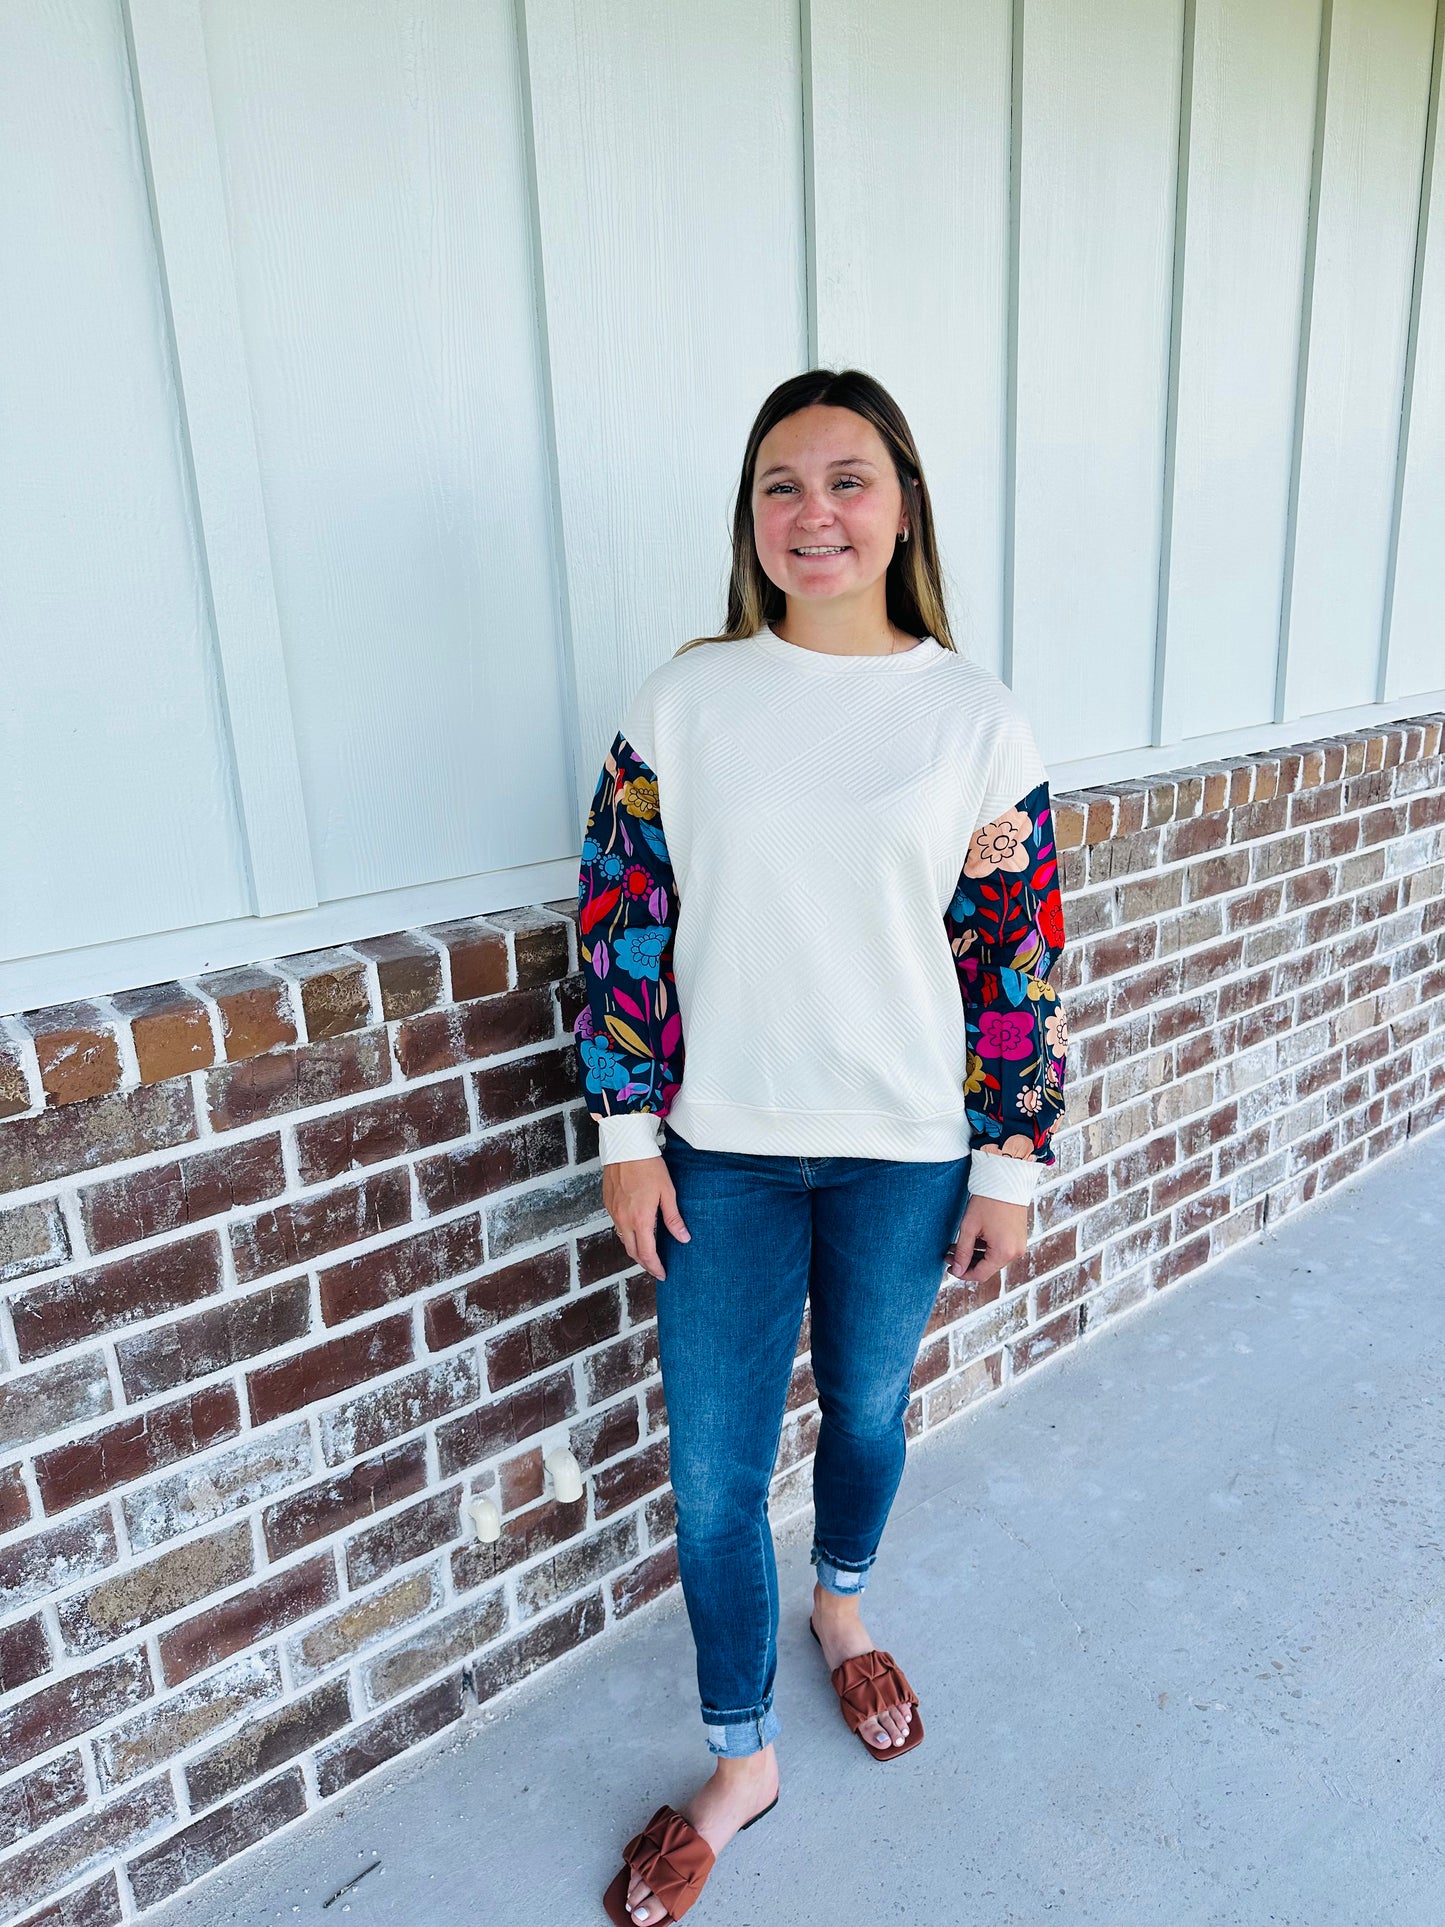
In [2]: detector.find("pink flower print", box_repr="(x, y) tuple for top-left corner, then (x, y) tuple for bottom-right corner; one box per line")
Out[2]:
(977, 1007), (1035, 1061)
(964, 804), (1034, 879)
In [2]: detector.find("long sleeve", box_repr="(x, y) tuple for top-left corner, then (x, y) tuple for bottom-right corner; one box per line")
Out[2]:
(572, 729), (684, 1165)
(944, 773), (1070, 1206)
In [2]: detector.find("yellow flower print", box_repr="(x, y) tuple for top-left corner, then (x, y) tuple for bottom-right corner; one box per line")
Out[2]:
(964, 805), (1034, 878)
(623, 773), (660, 822)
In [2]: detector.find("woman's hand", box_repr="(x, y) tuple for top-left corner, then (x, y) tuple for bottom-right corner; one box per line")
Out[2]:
(602, 1154), (691, 1282)
(947, 1190), (1029, 1284)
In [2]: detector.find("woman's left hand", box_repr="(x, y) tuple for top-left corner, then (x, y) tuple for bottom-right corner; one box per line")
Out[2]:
(947, 1191), (1029, 1283)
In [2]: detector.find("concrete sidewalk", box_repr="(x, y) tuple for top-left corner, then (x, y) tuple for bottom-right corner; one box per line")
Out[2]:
(159, 1123), (1445, 1927)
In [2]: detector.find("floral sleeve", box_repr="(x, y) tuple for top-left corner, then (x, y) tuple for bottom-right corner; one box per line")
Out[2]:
(572, 730), (684, 1163)
(944, 776), (1069, 1205)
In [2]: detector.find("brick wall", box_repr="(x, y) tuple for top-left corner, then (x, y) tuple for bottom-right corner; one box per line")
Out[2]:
(0, 712), (1441, 1922)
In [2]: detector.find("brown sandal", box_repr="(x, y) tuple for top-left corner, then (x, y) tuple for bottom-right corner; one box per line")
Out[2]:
(602, 1795), (778, 1925)
(809, 1618), (924, 1760)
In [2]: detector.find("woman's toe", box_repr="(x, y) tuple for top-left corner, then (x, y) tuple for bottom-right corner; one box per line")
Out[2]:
(626, 1875), (658, 1920)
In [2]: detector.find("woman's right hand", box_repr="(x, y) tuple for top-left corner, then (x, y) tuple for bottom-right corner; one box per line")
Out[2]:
(602, 1154), (691, 1282)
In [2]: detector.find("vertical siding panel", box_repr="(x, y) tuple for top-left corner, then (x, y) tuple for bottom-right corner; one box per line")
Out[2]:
(1011, 0), (1186, 763)
(520, 0), (807, 791)
(1283, 0), (1438, 716)
(807, 0), (1014, 670)
(1384, 0), (1445, 698)
(1159, 0), (1323, 745)
(197, 0), (569, 900)
(0, 0), (252, 961)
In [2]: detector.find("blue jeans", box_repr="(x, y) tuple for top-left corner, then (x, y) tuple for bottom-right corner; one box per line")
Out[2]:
(654, 1124), (973, 1758)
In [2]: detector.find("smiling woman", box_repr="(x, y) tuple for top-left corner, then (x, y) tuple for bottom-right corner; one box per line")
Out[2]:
(579, 370), (1071, 1927)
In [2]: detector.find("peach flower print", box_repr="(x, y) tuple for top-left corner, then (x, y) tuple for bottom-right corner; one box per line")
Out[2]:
(964, 804), (1034, 877)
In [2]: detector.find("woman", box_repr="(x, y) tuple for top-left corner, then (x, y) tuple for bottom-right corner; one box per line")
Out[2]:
(574, 368), (1069, 1925)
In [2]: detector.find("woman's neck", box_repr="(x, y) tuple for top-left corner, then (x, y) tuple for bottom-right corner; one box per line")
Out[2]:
(770, 593), (914, 658)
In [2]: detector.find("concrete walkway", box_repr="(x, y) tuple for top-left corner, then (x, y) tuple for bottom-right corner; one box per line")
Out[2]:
(160, 1124), (1445, 1927)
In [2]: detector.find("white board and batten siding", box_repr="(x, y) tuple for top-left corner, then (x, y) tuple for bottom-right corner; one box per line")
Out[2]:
(2, 0), (1442, 1013)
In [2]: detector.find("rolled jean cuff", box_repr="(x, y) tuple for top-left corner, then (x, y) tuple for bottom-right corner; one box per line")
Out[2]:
(810, 1542), (875, 1596)
(701, 1699), (781, 1758)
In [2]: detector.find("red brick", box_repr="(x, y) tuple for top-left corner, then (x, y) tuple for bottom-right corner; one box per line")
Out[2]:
(466, 1591), (604, 1705)
(0, 1198), (70, 1282)
(313, 1676), (463, 1796)
(126, 1769), (307, 1910)
(393, 988), (553, 1080)
(115, 1278), (310, 1401)
(516, 1515), (637, 1619)
(361, 1591), (507, 1705)
(205, 1029), (389, 1132)
(261, 1442), (427, 1560)
(111, 983), (215, 1084)
(34, 1385), (240, 1515)
(413, 1115), (569, 1214)
(230, 1168), (411, 1283)
(0, 1616), (51, 1696)
(1008, 1307), (1081, 1374)
(0, 1509), (118, 1610)
(0, 1034), (32, 1119)
(0, 1751), (88, 1852)
(484, 1286), (621, 1390)
(319, 1357), (480, 1466)
(419, 918), (509, 1002)
(423, 1247), (568, 1350)
(0, 1784), (172, 1921)
(12, 1870), (122, 1927)
(56, 1522), (253, 1657)
(472, 1045), (584, 1131)
(12, 1231), (224, 1362)
(123, 1424), (314, 1552)
(0, 1648), (152, 1776)
(20, 1002), (123, 1106)
(592, 1437), (670, 1520)
(451, 1496), (586, 1594)
(348, 932), (445, 1020)
(435, 1368), (576, 1478)
(0, 1081), (197, 1196)
(612, 1545), (680, 1619)
(0, 1463), (30, 1533)
(569, 1397), (641, 1472)
(345, 1485), (464, 1590)
(247, 1316), (413, 1427)
(78, 1134), (285, 1253)
(583, 1327), (660, 1404)
(318, 1213), (482, 1326)
(484, 906), (570, 987)
(185, 1680), (350, 1810)
(158, 1555), (337, 1686)
(196, 965), (298, 1062)
(274, 948), (373, 1039)
(294, 1079), (469, 1186)
(94, 1652), (283, 1791)
(499, 1447), (543, 1512)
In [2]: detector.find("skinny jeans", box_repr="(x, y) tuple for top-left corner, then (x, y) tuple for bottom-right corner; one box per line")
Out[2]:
(653, 1122), (973, 1758)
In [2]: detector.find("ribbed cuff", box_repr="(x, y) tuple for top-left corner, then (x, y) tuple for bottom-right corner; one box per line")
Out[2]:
(966, 1148), (1043, 1206)
(597, 1111), (665, 1165)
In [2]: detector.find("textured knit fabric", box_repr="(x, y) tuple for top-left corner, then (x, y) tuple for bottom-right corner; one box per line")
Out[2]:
(572, 627), (1070, 1205)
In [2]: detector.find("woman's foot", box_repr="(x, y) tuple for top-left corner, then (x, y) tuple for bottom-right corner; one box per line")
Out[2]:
(809, 1579), (915, 1751)
(622, 1745), (779, 1924)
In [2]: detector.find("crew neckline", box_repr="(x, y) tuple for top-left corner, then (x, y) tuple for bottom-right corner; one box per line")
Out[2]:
(752, 625), (944, 672)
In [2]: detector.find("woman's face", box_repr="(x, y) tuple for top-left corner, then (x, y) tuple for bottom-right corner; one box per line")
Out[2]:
(751, 405), (907, 610)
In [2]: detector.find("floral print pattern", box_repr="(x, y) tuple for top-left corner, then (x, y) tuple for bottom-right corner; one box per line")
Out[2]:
(573, 733), (1069, 1182)
(573, 731), (684, 1126)
(945, 777), (1069, 1175)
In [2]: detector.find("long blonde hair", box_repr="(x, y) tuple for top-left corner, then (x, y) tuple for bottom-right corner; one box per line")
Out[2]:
(678, 367), (957, 657)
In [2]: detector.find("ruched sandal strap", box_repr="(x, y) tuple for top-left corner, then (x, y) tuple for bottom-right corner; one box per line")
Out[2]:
(829, 1647), (920, 1734)
(619, 1804), (717, 1922)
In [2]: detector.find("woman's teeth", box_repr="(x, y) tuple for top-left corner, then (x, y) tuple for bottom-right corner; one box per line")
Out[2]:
(794, 546), (847, 554)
